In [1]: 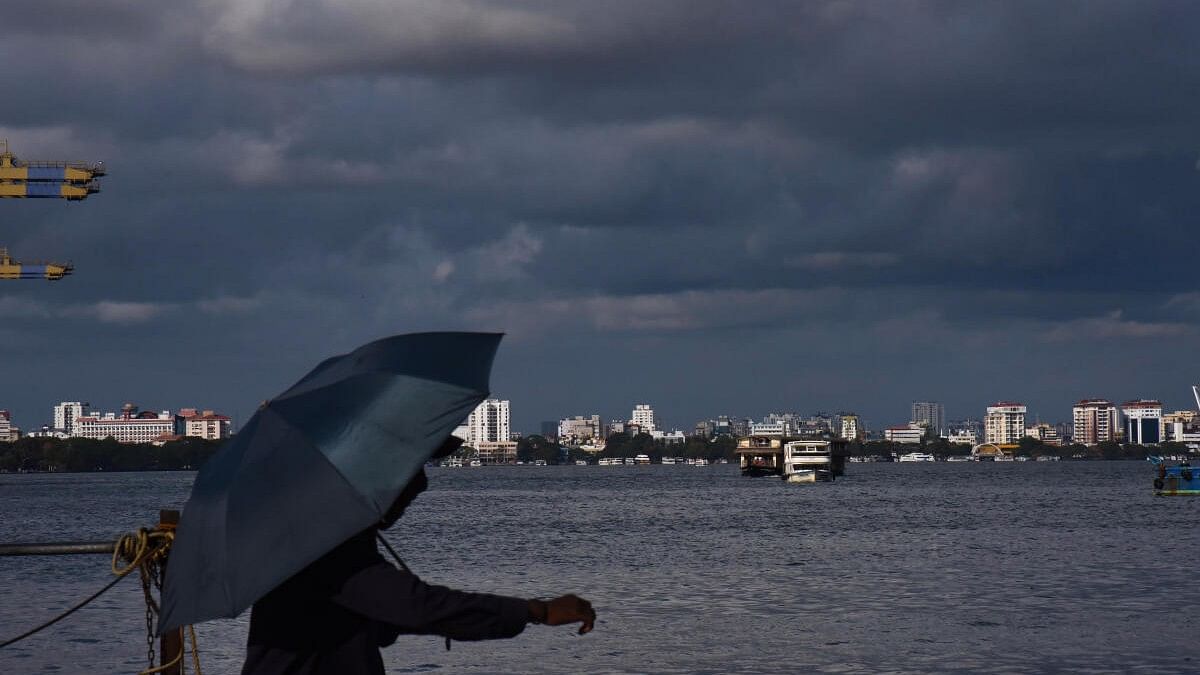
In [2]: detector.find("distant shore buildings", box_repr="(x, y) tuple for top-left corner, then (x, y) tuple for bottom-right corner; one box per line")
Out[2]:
(23, 401), (231, 444)
(5, 386), (1199, 451)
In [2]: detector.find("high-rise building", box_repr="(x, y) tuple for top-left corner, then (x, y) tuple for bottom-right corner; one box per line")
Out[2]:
(0, 410), (12, 442)
(630, 404), (656, 433)
(1072, 399), (1118, 446)
(840, 414), (861, 441)
(985, 402), (1026, 444)
(53, 401), (89, 436)
(911, 401), (945, 435)
(1121, 400), (1163, 445)
(466, 399), (510, 447)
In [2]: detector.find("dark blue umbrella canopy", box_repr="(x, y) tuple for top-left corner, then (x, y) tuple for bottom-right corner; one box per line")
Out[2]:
(159, 332), (502, 631)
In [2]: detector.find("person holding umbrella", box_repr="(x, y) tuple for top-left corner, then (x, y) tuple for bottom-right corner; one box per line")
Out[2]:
(158, 333), (597, 674)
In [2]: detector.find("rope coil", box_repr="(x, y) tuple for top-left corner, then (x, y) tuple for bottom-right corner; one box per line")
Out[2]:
(0, 525), (201, 674)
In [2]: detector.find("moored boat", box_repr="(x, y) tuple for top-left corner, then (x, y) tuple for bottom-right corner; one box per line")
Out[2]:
(1151, 457), (1200, 496)
(782, 440), (837, 482)
(898, 452), (935, 462)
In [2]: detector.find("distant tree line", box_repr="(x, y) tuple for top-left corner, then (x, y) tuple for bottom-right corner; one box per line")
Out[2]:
(517, 432), (739, 465)
(0, 436), (223, 473)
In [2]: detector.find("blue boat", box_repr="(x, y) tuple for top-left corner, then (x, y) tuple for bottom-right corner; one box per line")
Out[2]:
(1150, 456), (1200, 496)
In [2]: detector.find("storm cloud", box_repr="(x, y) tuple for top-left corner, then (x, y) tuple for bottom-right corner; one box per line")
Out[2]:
(1, 1), (1198, 431)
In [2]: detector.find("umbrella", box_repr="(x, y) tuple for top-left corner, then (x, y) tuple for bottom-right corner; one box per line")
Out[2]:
(158, 331), (502, 632)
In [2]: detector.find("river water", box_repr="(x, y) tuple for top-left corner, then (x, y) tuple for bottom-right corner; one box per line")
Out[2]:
(0, 462), (1196, 674)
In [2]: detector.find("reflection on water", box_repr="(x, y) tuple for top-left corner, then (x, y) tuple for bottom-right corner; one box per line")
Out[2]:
(1, 463), (1197, 674)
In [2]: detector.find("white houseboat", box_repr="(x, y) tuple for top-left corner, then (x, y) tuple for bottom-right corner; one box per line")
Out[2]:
(783, 440), (838, 482)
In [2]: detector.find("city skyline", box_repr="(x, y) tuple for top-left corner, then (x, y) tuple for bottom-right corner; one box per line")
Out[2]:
(1, 3), (1198, 438)
(6, 388), (1199, 441)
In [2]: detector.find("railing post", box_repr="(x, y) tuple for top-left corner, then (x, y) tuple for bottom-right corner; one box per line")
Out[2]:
(158, 509), (182, 675)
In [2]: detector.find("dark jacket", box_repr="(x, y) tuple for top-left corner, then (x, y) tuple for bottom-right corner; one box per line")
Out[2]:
(241, 530), (531, 675)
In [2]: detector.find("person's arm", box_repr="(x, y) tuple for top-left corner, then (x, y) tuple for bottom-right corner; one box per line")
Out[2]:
(332, 561), (530, 641)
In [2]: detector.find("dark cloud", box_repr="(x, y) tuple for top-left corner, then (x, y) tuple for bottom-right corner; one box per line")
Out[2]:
(1, 1), (1198, 432)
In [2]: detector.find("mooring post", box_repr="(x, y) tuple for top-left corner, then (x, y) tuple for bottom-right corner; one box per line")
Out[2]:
(158, 509), (183, 675)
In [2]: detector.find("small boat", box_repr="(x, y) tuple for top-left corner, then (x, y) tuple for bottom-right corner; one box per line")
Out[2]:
(634, 454), (651, 465)
(898, 452), (935, 462)
(945, 456), (972, 462)
(693, 458), (709, 466)
(533, 459), (547, 466)
(469, 459), (482, 467)
(575, 459), (588, 466)
(661, 457), (676, 465)
(1151, 457), (1200, 496)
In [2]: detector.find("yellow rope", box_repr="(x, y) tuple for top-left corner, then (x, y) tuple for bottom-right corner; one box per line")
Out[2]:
(109, 527), (202, 675)
(0, 525), (203, 674)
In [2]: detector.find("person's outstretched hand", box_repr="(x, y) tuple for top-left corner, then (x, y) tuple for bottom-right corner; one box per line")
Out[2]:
(529, 595), (596, 634)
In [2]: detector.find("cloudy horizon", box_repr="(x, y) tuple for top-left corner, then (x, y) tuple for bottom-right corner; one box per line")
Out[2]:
(2, 1), (1198, 433)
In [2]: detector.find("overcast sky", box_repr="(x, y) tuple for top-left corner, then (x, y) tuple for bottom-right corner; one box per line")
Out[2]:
(2, 1), (1198, 433)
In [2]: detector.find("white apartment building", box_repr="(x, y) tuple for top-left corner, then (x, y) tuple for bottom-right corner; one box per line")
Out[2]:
(466, 399), (510, 448)
(1072, 399), (1119, 446)
(558, 415), (602, 443)
(749, 422), (787, 437)
(985, 402), (1026, 445)
(630, 404), (656, 433)
(651, 429), (687, 445)
(179, 409), (232, 440)
(75, 411), (177, 444)
(840, 414), (861, 441)
(53, 401), (89, 436)
(1122, 400), (1163, 445)
(1164, 411), (1199, 443)
(884, 425), (924, 444)
(946, 429), (977, 445)
(0, 410), (13, 442)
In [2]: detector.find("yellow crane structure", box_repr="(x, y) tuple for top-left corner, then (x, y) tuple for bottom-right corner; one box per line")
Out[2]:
(0, 248), (72, 280)
(1, 140), (102, 280)
(0, 140), (105, 199)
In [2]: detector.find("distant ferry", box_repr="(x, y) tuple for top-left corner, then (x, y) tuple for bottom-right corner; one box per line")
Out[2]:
(737, 435), (849, 479)
(634, 454), (651, 465)
(782, 440), (836, 481)
(898, 452), (935, 462)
